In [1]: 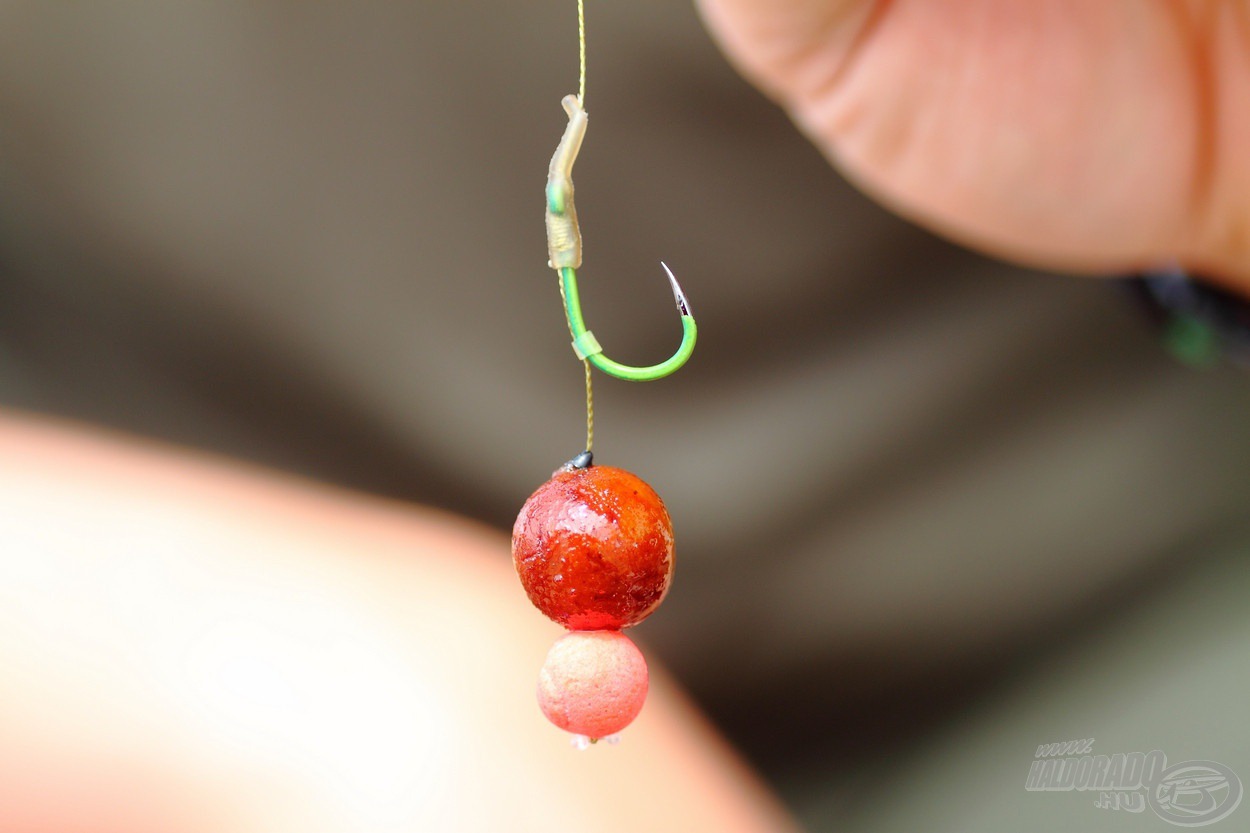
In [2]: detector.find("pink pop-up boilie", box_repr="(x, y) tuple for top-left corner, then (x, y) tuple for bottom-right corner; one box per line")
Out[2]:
(537, 630), (649, 741)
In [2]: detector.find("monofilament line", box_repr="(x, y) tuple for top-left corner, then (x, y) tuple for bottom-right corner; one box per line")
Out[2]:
(577, 0), (591, 451)
(577, 0), (586, 105)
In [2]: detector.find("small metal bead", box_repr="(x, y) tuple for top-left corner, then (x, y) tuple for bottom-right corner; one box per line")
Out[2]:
(561, 450), (593, 471)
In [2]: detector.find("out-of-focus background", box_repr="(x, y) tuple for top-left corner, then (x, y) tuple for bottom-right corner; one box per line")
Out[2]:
(2, 2), (1249, 829)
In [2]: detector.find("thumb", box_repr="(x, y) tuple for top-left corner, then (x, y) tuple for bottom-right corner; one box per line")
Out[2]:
(697, 0), (1250, 290)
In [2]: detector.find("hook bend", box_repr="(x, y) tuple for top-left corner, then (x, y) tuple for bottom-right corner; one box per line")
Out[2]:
(559, 262), (697, 382)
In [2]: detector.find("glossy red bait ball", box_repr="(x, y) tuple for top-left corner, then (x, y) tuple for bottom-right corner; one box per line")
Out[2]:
(512, 465), (674, 630)
(537, 630), (649, 739)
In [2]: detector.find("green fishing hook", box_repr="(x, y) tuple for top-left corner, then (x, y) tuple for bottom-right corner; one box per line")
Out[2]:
(545, 95), (697, 382)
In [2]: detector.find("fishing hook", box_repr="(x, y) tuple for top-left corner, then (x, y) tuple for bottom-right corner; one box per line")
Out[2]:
(545, 94), (697, 382)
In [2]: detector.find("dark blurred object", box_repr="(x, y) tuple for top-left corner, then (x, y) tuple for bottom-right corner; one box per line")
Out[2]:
(1127, 267), (1250, 367)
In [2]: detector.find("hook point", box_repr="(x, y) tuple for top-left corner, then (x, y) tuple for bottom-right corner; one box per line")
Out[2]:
(660, 262), (691, 316)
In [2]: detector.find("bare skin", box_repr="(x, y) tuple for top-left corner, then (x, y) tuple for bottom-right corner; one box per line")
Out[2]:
(0, 412), (797, 833)
(696, 0), (1250, 291)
